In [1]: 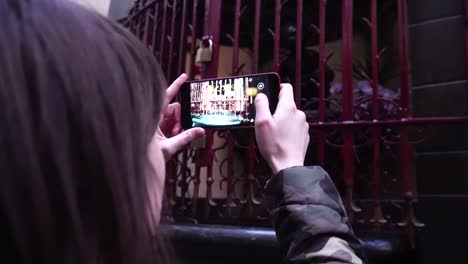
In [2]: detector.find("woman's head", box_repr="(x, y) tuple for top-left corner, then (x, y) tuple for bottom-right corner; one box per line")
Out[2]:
(0, 0), (169, 263)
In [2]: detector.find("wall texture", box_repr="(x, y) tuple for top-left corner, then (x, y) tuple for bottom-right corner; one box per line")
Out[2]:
(108, 0), (133, 19)
(408, 0), (468, 263)
(69, 0), (111, 15)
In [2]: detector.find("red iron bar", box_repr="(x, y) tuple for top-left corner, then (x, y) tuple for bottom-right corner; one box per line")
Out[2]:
(398, 0), (411, 117)
(253, 0), (261, 73)
(130, 1), (140, 34)
(369, 0), (384, 224)
(142, 8), (152, 46)
(318, 0), (326, 123)
(204, 0), (222, 78)
(128, 4), (136, 33)
(177, 0), (188, 76)
(309, 116), (468, 128)
(177, 1), (190, 201)
(135, 3), (143, 39)
(204, 158), (214, 219)
(295, 0), (303, 105)
(198, 0), (223, 218)
(317, 0), (327, 166)
(167, 156), (176, 210)
(341, 0), (354, 187)
(129, 0), (153, 21)
(191, 164), (201, 216)
(341, 0), (354, 122)
(167, 0), (178, 81)
(230, 1), (246, 215)
(397, 0), (412, 197)
(188, 0), (199, 79)
(370, 0), (379, 121)
(273, 0), (281, 73)
(179, 147), (189, 210)
(159, 0), (169, 67)
(151, 3), (160, 55)
(246, 131), (257, 217)
(166, 0), (179, 212)
(369, 0), (381, 193)
(225, 135), (235, 216)
(232, 0), (241, 75)
(203, 129), (216, 219)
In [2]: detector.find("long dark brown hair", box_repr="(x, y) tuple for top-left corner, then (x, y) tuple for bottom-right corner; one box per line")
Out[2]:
(0, 1), (171, 263)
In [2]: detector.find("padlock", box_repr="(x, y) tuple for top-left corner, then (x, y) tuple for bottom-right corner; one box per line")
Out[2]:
(195, 39), (213, 64)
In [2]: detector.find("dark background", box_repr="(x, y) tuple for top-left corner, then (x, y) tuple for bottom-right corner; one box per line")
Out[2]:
(409, 0), (468, 263)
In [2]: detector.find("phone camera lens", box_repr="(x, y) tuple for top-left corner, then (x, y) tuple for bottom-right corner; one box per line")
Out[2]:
(257, 82), (265, 90)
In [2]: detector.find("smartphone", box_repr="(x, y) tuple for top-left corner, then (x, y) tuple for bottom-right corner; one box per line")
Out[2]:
(181, 73), (280, 129)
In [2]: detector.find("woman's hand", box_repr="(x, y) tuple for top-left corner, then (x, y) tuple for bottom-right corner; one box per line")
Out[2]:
(254, 83), (309, 174)
(157, 73), (205, 161)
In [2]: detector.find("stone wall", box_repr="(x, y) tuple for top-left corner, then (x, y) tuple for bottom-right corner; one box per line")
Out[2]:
(408, 0), (468, 263)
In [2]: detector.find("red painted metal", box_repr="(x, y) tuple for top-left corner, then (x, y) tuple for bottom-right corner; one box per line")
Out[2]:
(225, 135), (235, 216)
(128, 0), (154, 21)
(167, 0), (178, 81)
(167, 155), (176, 209)
(135, 2), (143, 39)
(341, 0), (355, 188)
(142, 8), (152, 46)
(151, 3), (160, 54)
(308, 117), (468, 128)
(370, 0), (379, 122)
(128, 4), (137, 33)
(370, 0), (382, 208)
(206, 129), (216, 218)
(176, 0), (190, 212)
(295, 0), (303, 105)
(397, 0), (412, 197)
(194, 0), (223, 219)
(369, 0), (386, 225)
(159, 0), (169, 65)
(273, 0), (281, 73)
(179, 147), (189, 211)
(246, 131), (257, 217)
(228, 0), (242, 217)
(130, 1), (140, 35)
(253, 0), (261, 73)
(125, 0), (468, 241)
(317, 0), (327, 166)
(232, 0), (241, 75)
(398, 0), (411, 118)
(203, 0), (222, 78)
(191, 163), (201, 216)
(188, 0), (199, 79)
(177, 0), (188, 76)
(165, 1), (178, 213)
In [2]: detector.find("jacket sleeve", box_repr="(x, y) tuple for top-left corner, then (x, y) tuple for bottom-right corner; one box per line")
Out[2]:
(265, 166), (365, 264)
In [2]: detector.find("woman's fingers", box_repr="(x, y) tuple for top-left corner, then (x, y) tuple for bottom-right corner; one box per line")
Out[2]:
(160, 127), (205, 161)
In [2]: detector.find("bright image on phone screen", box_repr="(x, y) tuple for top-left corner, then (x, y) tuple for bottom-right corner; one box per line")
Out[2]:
(189, 76), (272, 127)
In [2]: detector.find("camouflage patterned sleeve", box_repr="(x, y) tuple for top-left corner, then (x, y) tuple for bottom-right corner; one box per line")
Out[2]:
(265, 166), (366, 264)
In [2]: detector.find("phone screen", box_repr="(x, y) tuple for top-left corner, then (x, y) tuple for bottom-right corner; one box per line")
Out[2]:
(181, 73), (279, 129)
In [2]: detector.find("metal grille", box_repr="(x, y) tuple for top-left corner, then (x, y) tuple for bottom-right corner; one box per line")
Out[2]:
(124, 0), (468, 244)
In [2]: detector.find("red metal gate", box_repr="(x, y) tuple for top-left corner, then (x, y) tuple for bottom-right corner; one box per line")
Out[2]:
(124, 0), (468, 245)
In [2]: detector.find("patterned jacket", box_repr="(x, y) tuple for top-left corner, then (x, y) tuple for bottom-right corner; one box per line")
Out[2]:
(266, 166), (366, 263)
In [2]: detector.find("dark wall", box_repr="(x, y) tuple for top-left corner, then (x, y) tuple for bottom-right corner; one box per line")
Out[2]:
(408, 0), (468, 263)
(108, 0), (132, 19)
